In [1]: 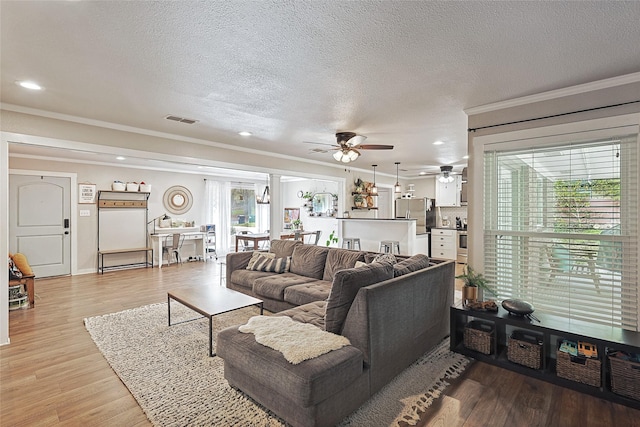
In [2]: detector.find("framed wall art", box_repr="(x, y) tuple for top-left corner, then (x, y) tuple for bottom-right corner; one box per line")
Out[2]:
(78, 183), (97, 204)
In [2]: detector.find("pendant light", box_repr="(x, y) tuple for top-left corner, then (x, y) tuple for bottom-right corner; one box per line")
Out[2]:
(257, 175), (270, 204)
(394, 162), (402, 193)
(371, 164), (378, 195)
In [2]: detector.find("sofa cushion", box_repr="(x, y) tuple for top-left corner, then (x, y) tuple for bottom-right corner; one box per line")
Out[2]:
(393, 254), (430, 277)
(247, 254), (291, 273)
(289, 245), (330, 279)
(322, 249), (365, 282)
(270, 239), (303, 258)
(284, 281), (332, 306)
(217, 326), (364, 407)
(230, 269), (276, 290)
(279, 301), (327, 329)
(253, 273), (315, 300)
(325, 262), (394, 334)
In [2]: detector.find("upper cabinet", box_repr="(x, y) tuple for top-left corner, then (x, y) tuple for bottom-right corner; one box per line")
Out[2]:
(436, 175), (462, 207)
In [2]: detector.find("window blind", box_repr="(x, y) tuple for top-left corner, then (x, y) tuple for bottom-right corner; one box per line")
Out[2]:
(483, 133), (639, 330)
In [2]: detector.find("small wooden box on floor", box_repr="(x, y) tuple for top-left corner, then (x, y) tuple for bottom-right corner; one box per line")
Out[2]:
(9, 275), (35, 308)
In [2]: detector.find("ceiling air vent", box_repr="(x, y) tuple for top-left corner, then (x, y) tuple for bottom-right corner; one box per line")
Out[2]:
(165, 115), (198, 125)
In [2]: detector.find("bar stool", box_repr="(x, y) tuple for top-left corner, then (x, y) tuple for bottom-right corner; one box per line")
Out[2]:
(379, 240), (400, 254)
(342, 237), (362, 250)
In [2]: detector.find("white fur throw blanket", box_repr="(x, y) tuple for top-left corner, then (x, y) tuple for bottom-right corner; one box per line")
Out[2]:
(238, 316), (351, 364)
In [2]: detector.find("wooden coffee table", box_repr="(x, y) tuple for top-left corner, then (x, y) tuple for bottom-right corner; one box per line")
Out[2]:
(168, 286), (263, 356)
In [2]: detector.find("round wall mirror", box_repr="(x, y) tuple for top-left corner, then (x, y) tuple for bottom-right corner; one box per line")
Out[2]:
(163, 185), (193, 215)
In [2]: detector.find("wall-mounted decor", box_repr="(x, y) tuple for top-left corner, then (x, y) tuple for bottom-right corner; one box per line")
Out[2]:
(283, 207), (300, 229)
(78, 183), (96, 204)
(163, 185), (193, 215)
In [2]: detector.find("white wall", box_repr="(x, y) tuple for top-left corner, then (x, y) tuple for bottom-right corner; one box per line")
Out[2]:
(10, 156), (212, 273)
(282, 179), (340, 246)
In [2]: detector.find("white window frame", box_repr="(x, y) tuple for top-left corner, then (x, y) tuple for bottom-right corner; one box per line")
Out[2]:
(471, 113), (640, 330)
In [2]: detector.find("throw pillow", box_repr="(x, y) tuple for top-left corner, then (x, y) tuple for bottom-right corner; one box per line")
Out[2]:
(247, 253), (291, 273)
(11, 253), (33, 276)
(325, 262), (394, 334)
(354, 260), (368, 268)
(372, 253), (397, 265)
(393, 254), (430, 277)
(247, 251), (275, 270)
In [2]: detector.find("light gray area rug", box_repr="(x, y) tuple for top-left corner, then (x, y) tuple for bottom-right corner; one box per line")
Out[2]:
(84, 302), (470, 427)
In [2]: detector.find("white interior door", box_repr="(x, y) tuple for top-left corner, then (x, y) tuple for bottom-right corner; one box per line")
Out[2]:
(9, 174), (71, 277)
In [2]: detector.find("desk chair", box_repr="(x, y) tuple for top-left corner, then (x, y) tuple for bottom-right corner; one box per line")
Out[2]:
(163, 234), (185, 265)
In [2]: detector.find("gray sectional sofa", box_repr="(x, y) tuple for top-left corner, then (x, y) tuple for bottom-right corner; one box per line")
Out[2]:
(217, 239), (455, 427)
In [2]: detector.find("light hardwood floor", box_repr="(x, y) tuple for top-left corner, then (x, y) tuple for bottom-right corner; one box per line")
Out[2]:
(2, 261), (640, 426)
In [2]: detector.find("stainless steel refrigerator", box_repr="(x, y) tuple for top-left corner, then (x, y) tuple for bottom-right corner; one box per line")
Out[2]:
(394, 198), (436, 233)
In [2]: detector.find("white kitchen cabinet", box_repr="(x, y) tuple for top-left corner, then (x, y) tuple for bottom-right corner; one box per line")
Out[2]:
(435, 175), (462, 207)
(431, 228), (456, 260)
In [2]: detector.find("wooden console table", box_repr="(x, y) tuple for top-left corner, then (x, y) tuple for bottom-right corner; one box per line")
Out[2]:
(450, 303), (640, 410)
(9, 275), (35, 308)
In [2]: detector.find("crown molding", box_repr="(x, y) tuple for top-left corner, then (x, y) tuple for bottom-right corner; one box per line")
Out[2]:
(464, 72), (640, 115)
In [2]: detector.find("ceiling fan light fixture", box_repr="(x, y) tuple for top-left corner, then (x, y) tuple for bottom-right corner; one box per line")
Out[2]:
(438, 165), (455, 183)
(333, 151), (343, 161)
(394, 162), (402, 193)
(347, 149), (359, 161)
(438, 175), (455, 183)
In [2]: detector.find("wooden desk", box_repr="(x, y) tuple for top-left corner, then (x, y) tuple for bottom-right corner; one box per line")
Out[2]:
(150, 232), (206, 268)
(235, 233), (270, 252)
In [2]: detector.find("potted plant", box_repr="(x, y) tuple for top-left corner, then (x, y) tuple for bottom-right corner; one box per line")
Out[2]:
(354, 178), (364, 193)
(326, 230), (338, 247)
(353, 193), (364, 207)
(292, 218), (302, 230)
(456, 265), (496, 306)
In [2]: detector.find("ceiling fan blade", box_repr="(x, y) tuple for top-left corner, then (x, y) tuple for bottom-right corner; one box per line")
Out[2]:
(303, 141), (340, 148)
(357, 144), (394, 150)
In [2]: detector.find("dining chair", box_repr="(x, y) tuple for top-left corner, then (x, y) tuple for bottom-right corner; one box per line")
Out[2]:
(238, 230), (253, 251)
(306, 230), (322, 245)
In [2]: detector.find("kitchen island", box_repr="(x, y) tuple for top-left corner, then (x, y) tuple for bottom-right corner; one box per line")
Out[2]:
(337, 218), (429, 255)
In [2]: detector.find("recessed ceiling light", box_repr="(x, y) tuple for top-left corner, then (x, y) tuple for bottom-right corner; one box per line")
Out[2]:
(17, 80), (43, 90)
(238, 131), (252, 137)
(463, 155), (469, 159)
(433, 140), (444, 146)
(419, 171), (428, 176)
(116, 156), (126, 161)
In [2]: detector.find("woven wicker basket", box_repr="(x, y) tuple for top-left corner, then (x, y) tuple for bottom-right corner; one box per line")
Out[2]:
(556, 350), (601, 387)
(508, 330), (543, 370)
(609, 352), (640, 401)
(464, 320), (494, 355)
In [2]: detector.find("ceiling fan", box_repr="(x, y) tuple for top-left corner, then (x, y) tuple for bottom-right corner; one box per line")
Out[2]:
(417, 165), (461, 182)
(305, 132), (394, 163)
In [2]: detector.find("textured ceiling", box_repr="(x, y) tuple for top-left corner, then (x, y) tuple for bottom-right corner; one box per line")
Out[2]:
(2, 1), (640, 176)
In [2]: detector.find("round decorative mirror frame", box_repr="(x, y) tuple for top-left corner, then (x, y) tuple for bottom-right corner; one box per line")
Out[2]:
(163, 185), (193, 215)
